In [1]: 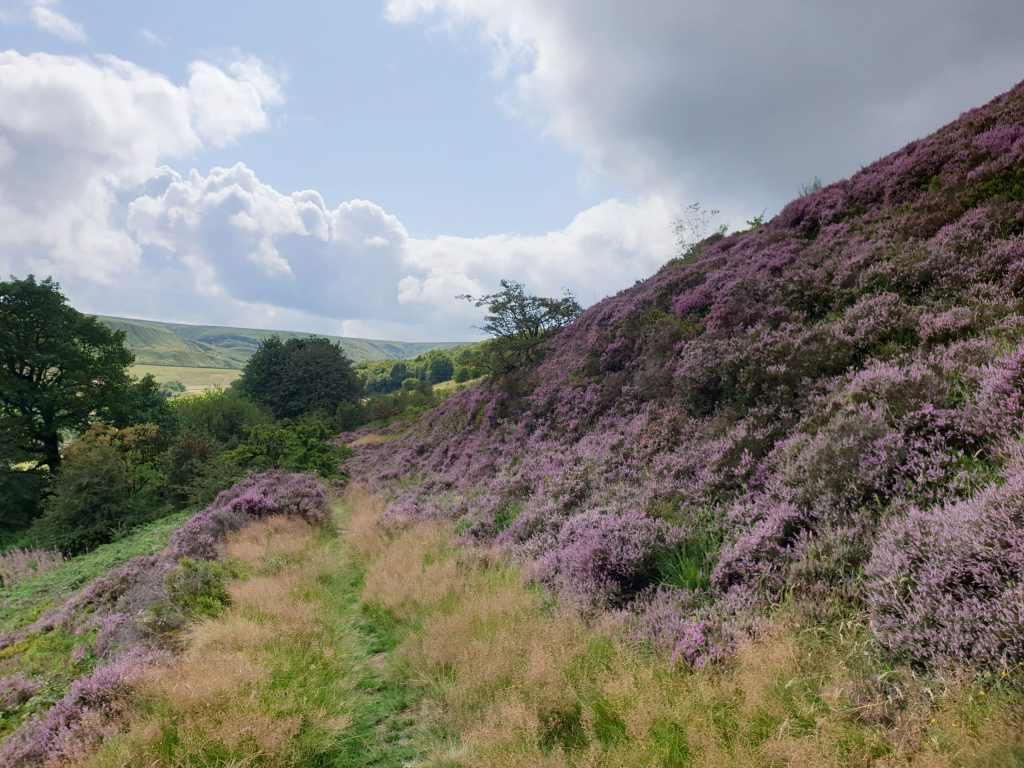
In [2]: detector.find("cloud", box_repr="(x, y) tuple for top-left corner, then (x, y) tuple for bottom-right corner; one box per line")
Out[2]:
(0, 48), (671, 340)
(387, 1), (1024, 218)
(140, 28), (166, 48)
(29, 1), (87, 42)
(0, 50), (283, 284)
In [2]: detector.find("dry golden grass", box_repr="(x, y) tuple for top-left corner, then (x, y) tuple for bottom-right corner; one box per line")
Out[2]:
(345, 487), (1024, 768)
(185, 612), (280, 653)
(224, 514), (316, 565)
(362, 526), (458, 619)
(85, 514), (353, 767)
(341, 483), (389, 559)
(141, 648), (267, 710)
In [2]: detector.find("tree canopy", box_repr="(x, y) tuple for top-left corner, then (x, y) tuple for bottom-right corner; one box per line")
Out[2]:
(0, 275), (135, 471)
(235, 335), (361, 419)
(460, 280), (583, 375)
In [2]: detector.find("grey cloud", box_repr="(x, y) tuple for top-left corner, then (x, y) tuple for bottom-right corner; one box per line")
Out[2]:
(390, 1), (1024, 218)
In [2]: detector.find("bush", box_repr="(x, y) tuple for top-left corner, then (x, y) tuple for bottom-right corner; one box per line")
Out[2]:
(170, 390), (272, 449)
(28, 425), (168, 555)
(865, 468), (1024, 668)
(167, 470), (330, 561)
(533, 510), (681, 606)
(224, 417), (351, 478)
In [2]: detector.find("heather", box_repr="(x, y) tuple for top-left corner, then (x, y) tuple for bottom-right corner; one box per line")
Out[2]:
(0, 470), (330, 764)
(347, 81), (1024, 673)
(0, 548), (64, 588)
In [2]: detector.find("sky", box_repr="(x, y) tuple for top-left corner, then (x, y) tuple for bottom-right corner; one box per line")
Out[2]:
(1, 2), (1023, 341)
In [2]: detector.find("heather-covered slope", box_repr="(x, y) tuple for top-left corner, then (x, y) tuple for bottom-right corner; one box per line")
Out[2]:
(350, 81), (1024, 671)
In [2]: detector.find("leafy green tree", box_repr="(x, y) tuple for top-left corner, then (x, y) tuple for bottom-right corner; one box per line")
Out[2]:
(460, 280), (583, 375)
(170, 389), (272, 448)
(236, 336), (361, 419)
(0, 276), (134, 472)
(224, 417), (351, 478)
(427, 355), (454, 384)
(28, 423), (167, 553)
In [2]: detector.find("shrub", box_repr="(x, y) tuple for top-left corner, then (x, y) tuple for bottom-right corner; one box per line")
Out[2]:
(533, 510), (681, 606)
(0, 646), (170, 768)
(29, 442), (136, 555)
(865, 468), (1024, 668)
(170, 389), (272, 448)
(224, 417), (351, 478)
(28, 423), (168, 555)
(167, 470), (330, 561)
(0, 547), (64, 587)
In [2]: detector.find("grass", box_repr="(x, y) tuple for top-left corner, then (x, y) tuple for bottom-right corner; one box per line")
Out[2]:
(0, 511), (191, 637)
(19, 486), (1023, 766)
(342, 486), (1024, 768)
(130, 363), (241, 393)
(85, 509), (425, 767)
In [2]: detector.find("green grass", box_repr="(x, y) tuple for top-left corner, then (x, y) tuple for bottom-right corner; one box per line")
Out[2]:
(130, 363), (241, 393)
(100, 315), (464, 366)
(0, 511), (190, 637)
(88, 505), (426, 767)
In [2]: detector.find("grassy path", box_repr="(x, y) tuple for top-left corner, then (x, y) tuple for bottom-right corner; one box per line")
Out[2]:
(87, 502), (424, 767)
(76, 489), (1024, 767)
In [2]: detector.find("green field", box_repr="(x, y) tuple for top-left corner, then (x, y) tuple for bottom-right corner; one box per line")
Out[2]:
(131, 364), (241, 393)
(100, 315), (464, 368)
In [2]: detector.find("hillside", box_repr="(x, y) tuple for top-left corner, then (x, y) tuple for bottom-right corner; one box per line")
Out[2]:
(98, 315), (464, 367)
(351, 80), (1024, 677)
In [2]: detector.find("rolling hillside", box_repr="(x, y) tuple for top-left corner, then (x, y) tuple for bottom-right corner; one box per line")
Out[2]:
(97, 315), (464, 367)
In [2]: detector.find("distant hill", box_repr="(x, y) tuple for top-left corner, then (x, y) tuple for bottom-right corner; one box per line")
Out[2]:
(97, 316), (464, 368)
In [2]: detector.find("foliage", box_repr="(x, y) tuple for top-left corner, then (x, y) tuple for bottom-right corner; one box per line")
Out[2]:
(0, 276), (135, 472)
(236, 335), (361, 419)
(167, 470), (330, 561)
(28, 423), (169, 555)
(533, 510), (681, 606)
(158, 380), (186, 398)
(223, 417), (351, 478)
(866, 466), (1024, 668)
(347, 81), (1024, 673)
(355, 345), (481, 394)
(0, 548), (64, 587)
(672, 201), (729, 255)
(459, 279), (583, 375)
(169, 388), (272, 448)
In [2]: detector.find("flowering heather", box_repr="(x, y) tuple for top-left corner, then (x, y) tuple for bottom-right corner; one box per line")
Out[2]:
(0, 675), (40, 712)
(866, 467), (1024, 669)
(0, 548), (65, 587)
(347, 81), (1024, 670)
(532, 509), (681, 606)
(0, 470), (330, 756)
(0, 646), (170, 767)
(167, 469), (329, 560)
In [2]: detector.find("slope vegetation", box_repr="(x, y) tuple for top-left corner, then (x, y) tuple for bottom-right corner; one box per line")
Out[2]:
(98, 315), (464, 367)
(351, 81), (1024, 679)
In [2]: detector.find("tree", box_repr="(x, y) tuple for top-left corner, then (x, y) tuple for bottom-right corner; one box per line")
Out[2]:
(0, 276), (134, 472)
(28, 423), (167, 554)
(672, 201), (730, 261)
(460, 280), (583, 375)
(235, 335), (361, 419)
(426, 355), (454, 384)
(224, 417), (350, 478)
